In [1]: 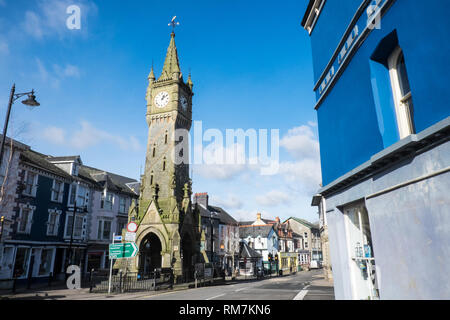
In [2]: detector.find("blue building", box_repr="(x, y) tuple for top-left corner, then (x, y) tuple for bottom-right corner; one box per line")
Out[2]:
(303, 0), (450, 299)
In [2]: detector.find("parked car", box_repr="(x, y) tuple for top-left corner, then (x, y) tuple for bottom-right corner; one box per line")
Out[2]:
(309, 260), (320, 269)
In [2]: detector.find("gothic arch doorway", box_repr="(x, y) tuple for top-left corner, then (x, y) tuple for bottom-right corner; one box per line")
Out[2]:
(139, 232), (162, 277)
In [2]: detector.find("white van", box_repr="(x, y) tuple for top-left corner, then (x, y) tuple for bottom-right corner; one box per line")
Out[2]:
(309, 260), (319, 269)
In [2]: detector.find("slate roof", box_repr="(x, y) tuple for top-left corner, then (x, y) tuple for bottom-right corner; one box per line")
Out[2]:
(20, 149), (138, 196)
(20, 150), (73, 181)
(48, 156), (81, 162)
(79, 165), (139, 196)
(287, 217), (319, 230)
(239, 225), (274, 239)
(239, 241), (262, 259)
(197, 203), (238, 225)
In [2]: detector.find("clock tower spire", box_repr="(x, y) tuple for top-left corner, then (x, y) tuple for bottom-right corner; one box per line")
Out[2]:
(130, 19), (199, 281)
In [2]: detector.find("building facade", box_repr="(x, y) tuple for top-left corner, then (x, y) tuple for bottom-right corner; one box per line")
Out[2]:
(302, 0), (450, 299)
(194, 192), (240, 276)
(239, 213), (279, 274)
(285, 217), (322, 269)
(0, 147), (138, 285)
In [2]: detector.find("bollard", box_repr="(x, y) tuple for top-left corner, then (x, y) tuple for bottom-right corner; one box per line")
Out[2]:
(89, 269), (94, 293)
(119, 271), (123, 293)
(48, 272), (53, 288)
(153, 269), (157, 291)
(12, 277), (16, 294)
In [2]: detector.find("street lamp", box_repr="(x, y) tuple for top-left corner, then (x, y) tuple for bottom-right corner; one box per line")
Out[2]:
(66, 193), (87, 269)
(0, 84), (40, 168)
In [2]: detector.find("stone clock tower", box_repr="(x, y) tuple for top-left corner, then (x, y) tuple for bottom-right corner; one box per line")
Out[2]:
(125, 28), (201, 281)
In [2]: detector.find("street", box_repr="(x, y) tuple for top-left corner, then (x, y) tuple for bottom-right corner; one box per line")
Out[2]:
(0, 270), (334, 300)
(138, 270), (333, 301)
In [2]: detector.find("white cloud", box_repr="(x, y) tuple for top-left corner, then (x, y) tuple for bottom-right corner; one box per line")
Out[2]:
(36, 58), (81, 88)
(37, 121), (142, 152)
(210, 194), (243, 210)
(280, 125), (320, 160)
(279, 159), (322, 193)
(23, 11), (44, 39)
(0, 39), (9, 55)
(255, 190), (292, 207)
(42, 126), (66, 145)
(195, 142), (248, 180)
(54, 64), (80, 78)
(22, 0), (97, 39)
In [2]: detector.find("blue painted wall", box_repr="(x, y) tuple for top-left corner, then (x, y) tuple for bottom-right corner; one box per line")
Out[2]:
(309, 0), (450, 185)
(15, 175), (69, 242)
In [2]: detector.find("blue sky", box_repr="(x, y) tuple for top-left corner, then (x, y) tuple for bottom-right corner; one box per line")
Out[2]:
(0, 0), (321, 222)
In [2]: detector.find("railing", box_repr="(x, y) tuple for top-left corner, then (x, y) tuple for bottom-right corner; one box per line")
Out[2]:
(87, 269), (174, 294)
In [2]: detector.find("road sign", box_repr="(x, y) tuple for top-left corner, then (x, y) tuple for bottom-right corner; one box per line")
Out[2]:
(109, 242), (138, 259)
(114, 235), (122, 241)
(125, 232), (136, 242)
(127, 222), (138, 233)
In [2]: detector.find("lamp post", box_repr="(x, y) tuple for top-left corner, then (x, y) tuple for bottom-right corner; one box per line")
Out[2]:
(0, 84), (39, 169)
(210, 213), (214, 268)
(66, 196), (87, 270)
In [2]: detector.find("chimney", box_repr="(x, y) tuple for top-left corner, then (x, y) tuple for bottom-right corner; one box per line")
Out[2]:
(194, 192), (209, 207)
(257, 213), (262, 220)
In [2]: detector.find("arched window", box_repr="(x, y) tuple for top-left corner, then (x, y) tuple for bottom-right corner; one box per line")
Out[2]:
(150, 172), (154, 185)
(152, 145), (156, 157)
(162, 158), (166, 171)
(388, 47), (415, 138)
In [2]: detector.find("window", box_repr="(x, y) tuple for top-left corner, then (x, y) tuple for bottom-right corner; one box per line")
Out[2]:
(65, 214), (84, 238)
(98, 220), (112, 240)
(101, 192), (114, 211)
(38, 249), (54, 276)
(388, 47), (415, 138)
(152, 145), (156, 157)
(46, 210), (61, 236)
(119, 197), (126, 214)
(117, 221), (126, 235)
(305, 242), (308, 249)
(51, 180), (64, 203)
(163, 158), (166, 171)
(0, 148), (10, 188)
(18, 205), (35, 234)
(165, 133), (168, 144)
(13, 247), (31, 278)
(68, 183), (89, 207)
(345, 204), (379, 300)
(23, 171), (37, 196)
(0, 246), (15, 278)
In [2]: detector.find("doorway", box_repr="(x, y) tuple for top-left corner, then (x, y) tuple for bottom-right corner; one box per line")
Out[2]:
(139, 233), (162, 277)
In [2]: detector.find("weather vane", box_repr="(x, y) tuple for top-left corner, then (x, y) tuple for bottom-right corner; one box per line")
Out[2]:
(168, 16), (180, 33)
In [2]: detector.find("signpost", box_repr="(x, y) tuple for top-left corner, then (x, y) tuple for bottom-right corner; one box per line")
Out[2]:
(107, 231), (139, 294)
(125, 232), (136, 242)
(109, 242), (138, 259)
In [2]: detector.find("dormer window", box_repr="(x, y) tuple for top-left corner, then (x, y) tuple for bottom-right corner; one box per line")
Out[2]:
(72, 163), (79, 176)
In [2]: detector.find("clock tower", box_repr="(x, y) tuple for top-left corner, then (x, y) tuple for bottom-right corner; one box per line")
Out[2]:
(126, 27), (200, 281)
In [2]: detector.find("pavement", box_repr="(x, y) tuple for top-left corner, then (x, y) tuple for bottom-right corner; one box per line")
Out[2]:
(0, 270), (334, 300)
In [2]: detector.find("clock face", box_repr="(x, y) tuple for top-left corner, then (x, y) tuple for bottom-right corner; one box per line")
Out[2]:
(154, 91), (170, 108)
(180, 95), (188, 111)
